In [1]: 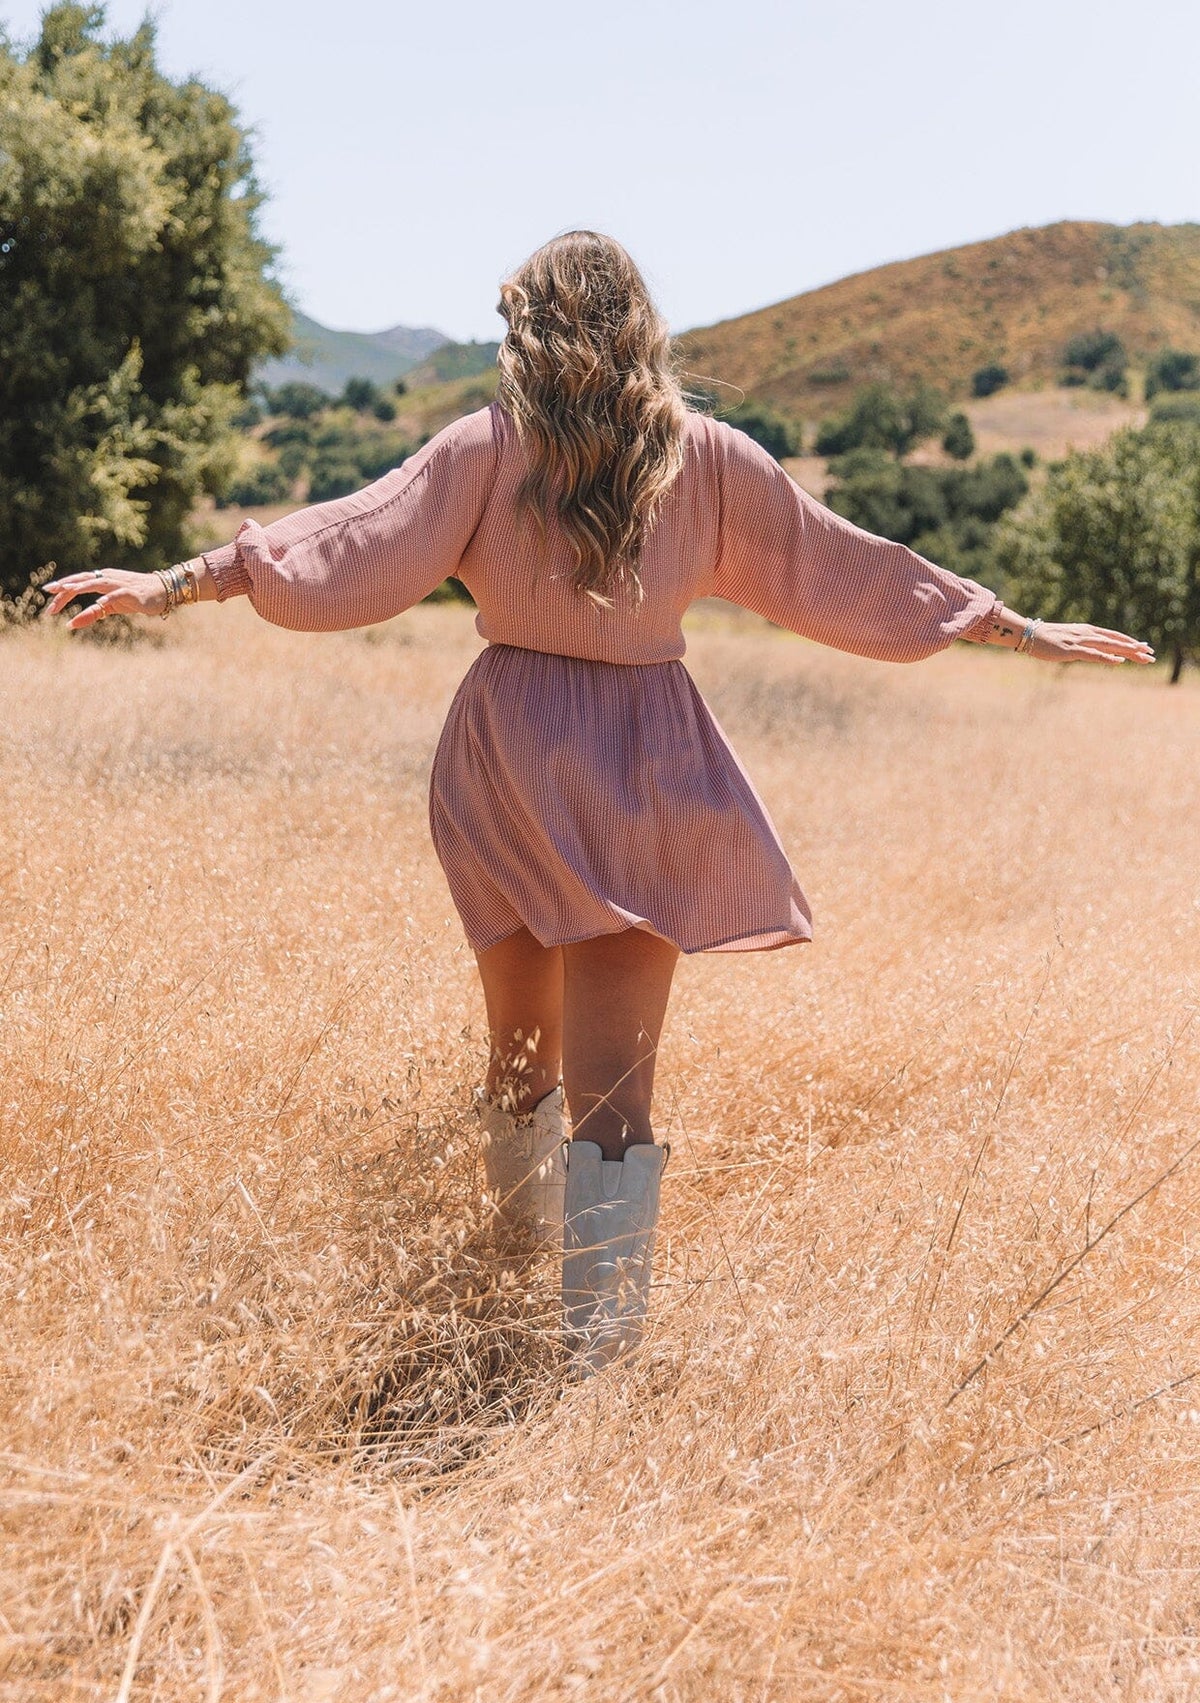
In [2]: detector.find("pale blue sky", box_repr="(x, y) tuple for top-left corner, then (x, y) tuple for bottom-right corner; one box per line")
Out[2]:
(4, 0), (1198, 342)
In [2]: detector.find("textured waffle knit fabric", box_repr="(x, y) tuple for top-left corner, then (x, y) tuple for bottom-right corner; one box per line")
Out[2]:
(190, 402), (1001, 953)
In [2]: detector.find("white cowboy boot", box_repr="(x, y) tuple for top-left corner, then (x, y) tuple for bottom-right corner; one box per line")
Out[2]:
(562, 1140), (667, 1376)
(474, 1084), (566, 1252)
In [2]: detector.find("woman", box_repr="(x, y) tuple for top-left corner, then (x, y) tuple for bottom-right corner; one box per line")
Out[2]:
(43, 231), (1154, 1376)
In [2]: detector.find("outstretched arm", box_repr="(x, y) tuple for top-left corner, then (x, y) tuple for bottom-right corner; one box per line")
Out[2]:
(44, 406), (498, 634)
(708, 420), (1153, 667)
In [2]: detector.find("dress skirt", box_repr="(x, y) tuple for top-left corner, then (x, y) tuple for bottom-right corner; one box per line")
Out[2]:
(428, 643), (814, 956)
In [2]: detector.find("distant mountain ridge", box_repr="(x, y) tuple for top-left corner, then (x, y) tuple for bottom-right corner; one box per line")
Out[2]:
(255, 310), (450, 395)
(676, 221), (1200, 415)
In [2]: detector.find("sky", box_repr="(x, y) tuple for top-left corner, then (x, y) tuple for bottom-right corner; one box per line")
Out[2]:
(3, 0), (1199, 343)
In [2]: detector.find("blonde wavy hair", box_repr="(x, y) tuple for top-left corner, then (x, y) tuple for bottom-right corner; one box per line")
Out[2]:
(496, 231), (689, 605)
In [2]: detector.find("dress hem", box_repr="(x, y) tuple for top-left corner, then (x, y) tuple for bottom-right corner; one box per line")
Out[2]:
(472, 917), (814, 958)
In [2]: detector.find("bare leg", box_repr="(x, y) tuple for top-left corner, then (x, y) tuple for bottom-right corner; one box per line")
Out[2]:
(474, 927), (563, 1112)
(562, 929), (679, 1160)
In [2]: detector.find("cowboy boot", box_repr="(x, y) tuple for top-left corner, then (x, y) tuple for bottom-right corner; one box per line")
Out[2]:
(475, 1083), (566, 1252)
(561, 1139), (666, 1375)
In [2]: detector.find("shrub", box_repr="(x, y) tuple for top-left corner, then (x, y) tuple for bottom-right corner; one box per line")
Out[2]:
(1149, 392), (1200, 426)
(815, 384), (945, 459)
(264, 420), (314, 449)
(266, 382), (330, 419)
(1061, 330), (1127, 394)
(342, 377), (383, 413)
(278, 442), (310, 480)
(308, 458), (362, 502)
(373, 398), (397, 422)
(942, 413), (975, 460)
(971, 364), (1009, 398)
(219, 461), (293, 508)
(1063, 330), (1125, 373)
(825, 450), (1028, 582)
(942, 453), (1028, 524)
(1145, 350), (1200, 399)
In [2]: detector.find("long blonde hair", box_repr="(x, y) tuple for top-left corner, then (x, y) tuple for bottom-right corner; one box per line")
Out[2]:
(496, 231), (688, 605)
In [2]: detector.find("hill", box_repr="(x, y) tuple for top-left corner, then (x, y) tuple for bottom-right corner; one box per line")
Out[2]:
(256, 310), (449, 395)
(675, 221), (1200, 416)
(404, 340), (501, 389)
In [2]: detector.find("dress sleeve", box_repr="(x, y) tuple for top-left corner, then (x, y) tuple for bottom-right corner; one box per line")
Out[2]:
(185, 406), (498, 632)
(708, 420), (1002, 662)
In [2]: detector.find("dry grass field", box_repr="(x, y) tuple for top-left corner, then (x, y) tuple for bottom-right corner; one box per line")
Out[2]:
(1, 601), (1198, 1701)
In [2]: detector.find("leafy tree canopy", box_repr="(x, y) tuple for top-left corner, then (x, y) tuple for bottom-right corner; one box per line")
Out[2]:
(1145, 348), (1200, 400)
(994, 423), (1200, 681)
(0, 3), (289, 598)
(826, 449), (1028, 582)
(262, 381), (330, 420)
(1061, 329), (1127, 394)
(942, 412), (975, 461)
(814, 383), (945, 459)
(971, 363), (1009, 398)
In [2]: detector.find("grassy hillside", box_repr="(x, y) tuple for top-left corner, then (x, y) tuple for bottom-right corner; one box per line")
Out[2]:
(256, 310), (449, 396)
(404, 339), (501, 388)
(676, 221), (1200, 416)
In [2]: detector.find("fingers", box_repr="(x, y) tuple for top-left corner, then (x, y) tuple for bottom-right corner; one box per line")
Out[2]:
(1083, 627), (1155, 661)
(67, 596), (115, 631)
(42, 572), (108, 617)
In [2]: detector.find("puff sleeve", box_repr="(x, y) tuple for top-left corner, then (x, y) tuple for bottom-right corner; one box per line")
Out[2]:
(708, 420), (1001, 662)
(186, 406), (498, 632)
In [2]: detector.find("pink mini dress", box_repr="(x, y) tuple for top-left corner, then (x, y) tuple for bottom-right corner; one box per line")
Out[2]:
(191, 403), (1001, 955)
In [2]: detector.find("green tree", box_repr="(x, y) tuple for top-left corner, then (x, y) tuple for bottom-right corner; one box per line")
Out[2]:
(266, 382), (330, 420)
(341, 376), (383, 413)
(971, 363), (1009, 398)
(826, 450), (1027, 583)
(994, 424), (1200, 682)
(1145, 349), (1200, 399)
(1061, 329), (1127, 394)
(815, 383), (945, 459)
(0, 4), (290, 600)
(942, 412), (975, 460)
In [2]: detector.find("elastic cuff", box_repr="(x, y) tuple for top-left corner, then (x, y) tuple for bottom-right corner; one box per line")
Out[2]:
(959, 593), (1004, 645)
(190, 536), (251, 602)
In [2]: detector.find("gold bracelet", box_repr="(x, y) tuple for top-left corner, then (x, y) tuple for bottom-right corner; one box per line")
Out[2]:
(154, 568), (175, 620)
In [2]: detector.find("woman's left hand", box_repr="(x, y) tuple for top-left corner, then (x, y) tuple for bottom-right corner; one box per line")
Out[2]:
(1029, 622), (1155, 666)
(42, 569), (168, 629)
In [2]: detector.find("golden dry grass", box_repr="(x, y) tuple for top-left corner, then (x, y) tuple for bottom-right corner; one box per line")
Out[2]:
(1, 602), (1198, 1701)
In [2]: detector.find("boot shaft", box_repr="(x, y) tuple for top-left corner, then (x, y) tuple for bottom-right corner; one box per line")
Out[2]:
(562, 1140), (666, 1373)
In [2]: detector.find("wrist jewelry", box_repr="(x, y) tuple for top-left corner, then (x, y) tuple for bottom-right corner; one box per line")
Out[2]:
(154, 562), (199, 619)
(1015, 617), (1041, 655)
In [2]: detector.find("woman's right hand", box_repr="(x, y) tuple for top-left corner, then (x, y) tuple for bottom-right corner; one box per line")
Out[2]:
(42, 569), (169, 630)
